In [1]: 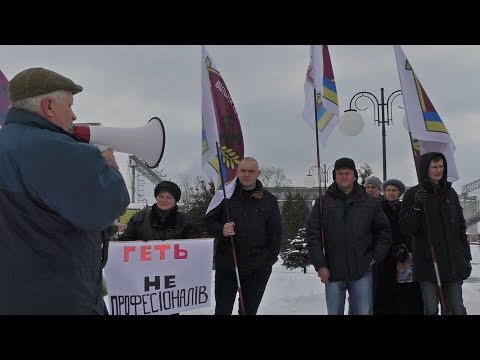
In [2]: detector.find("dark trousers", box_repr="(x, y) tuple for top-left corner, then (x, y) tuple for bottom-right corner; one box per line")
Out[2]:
(214, 266), (272, 315)
(419, 280), (467, 315)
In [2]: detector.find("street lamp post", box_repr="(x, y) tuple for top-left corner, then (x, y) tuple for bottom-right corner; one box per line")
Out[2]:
(339, 88), (402, 182)
(306, 164), (335, 193)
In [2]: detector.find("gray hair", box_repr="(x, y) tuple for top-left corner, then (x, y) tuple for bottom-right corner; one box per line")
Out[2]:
(11, 90), (67, 112)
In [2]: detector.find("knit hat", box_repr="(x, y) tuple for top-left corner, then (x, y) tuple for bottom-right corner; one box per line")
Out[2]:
(364, 176), (383, 191)
(333, 157), (358, 180)
(8, 67), (83, 101)
(154, 181), (181, 203)
(382, 179), (406, 195)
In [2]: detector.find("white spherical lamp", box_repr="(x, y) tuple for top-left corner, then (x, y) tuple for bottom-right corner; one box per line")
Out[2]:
(339, 110), (364, 136)
(304, 175), (316, 188)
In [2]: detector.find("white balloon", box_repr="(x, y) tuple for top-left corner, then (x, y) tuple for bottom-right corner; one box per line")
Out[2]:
(339, 111), (364, 136)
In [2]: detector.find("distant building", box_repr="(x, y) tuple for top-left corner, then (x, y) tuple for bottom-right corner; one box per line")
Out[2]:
(265, 186), (323, 211)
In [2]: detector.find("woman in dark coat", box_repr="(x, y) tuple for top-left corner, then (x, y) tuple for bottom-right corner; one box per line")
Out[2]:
(116, 181), (201, 315)
(118, 180), (201, 242)
(373, 179), (423, 315)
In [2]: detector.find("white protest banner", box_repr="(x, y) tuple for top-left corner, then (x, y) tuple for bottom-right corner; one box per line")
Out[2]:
(104, 238), (214, 315)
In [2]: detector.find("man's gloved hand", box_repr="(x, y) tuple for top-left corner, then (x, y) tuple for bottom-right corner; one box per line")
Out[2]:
(414, 189), (428, 209)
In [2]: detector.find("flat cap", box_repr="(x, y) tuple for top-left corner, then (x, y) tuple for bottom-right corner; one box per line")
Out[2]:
(8, 67), (83, 101)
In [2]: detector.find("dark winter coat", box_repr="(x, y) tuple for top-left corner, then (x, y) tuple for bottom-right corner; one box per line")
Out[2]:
(205, 179), (282, 275)
(0, 108), (130, 315)
(399, 152), (472, 282)
(373, 199), (423, 314)
(117, 204), (201, 241)
(306, 182), (392, 282)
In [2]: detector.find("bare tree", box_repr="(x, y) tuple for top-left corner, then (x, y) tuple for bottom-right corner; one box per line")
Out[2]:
(260, 166), (292, 198)
(178, 174), (193, 209)
(183, 175), (215, 237)
(260, 166), (292, 188)
(358, 163), (373, 185)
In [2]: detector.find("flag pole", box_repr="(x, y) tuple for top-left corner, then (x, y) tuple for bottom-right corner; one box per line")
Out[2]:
(215, 141), (246, 315)
(312, 89), (326, 256)
(423, 204), (449, 314)
(407, 131), (421, 183)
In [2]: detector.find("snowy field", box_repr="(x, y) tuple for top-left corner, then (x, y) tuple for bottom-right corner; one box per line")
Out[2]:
(183, 244), (480, 315)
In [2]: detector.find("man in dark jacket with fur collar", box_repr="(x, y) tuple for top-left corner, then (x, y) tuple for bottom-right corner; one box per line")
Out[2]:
(306, 157), (392, 315)
(399, 152), (471, 315)
(205, 157), (282, 315)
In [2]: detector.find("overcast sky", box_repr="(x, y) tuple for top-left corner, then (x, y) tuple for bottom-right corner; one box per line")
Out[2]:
(1, 45), (478, 202)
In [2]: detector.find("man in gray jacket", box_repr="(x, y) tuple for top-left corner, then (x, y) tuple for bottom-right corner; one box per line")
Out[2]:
(306, 157), (391, 315)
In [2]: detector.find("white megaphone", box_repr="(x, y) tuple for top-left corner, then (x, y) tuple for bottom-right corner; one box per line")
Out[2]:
(72, 117), (165, 168)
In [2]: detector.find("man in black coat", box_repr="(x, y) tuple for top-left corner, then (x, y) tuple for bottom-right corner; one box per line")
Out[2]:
(205, 157), (282, 315)
(306, 157), (392, 315)
(399, 152), (471, 315)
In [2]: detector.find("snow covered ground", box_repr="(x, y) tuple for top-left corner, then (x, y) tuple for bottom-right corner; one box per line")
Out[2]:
(184, 244), (480, 315)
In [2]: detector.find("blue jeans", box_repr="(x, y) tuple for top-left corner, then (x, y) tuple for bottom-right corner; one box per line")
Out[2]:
(419, 281), (467, 315)
(325, 268), (373, 315)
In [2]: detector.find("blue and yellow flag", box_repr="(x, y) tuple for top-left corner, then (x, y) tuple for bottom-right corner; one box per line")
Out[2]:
(394, 45), (458, 182)
(301, 45), (339, 147)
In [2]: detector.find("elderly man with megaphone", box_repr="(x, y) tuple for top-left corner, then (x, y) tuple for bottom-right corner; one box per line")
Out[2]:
(0, 67), (131, 315)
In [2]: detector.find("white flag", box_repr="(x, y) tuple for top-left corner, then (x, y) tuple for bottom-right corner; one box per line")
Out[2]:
(301, 45), (339, 147)
(394, 45), (459, 182)
(201, 46), (244, 214)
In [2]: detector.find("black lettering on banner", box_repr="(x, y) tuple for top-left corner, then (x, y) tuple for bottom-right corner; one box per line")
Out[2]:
(144, 275), (161, 291)
(109, 285), (209, 315)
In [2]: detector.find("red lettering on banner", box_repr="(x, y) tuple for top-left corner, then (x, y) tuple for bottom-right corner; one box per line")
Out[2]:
(122, 243), (188, 262)
(174, 244), (188, 259)
(141, 245), (152, 261)
(154, 244), (171, 260)
(123, 246), (136, 262)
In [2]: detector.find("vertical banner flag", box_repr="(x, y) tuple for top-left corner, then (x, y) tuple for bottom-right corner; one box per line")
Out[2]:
(0, 69), (9, 127)
(301, 45), (339, 147)
(201, 46), (244, 214)
(394, 45), (459, 182)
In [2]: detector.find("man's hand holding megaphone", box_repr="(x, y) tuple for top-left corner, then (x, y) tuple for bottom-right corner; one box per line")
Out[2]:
(101, 148), (120, 171)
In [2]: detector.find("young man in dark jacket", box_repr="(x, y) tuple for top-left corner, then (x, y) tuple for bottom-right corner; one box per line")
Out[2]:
(205, 157), (282, 315)
(399, 152), (471, 315)
(306, 157), (392, 315)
